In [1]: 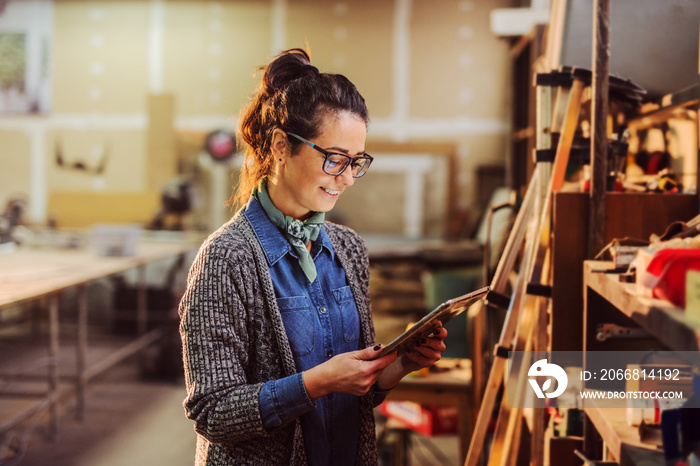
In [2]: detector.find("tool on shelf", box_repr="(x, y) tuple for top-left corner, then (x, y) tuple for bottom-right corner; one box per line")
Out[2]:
(595, 323), (650, 341)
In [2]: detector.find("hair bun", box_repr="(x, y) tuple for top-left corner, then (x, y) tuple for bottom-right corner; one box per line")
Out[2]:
(260, 49), (317, 97)
(300, 64), (319, 77)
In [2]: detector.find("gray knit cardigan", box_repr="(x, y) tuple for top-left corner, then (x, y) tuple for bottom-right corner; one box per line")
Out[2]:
(179, 210), (380, 465)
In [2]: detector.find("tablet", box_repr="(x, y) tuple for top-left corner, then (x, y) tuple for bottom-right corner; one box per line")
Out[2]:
(373, 286), (490, 359)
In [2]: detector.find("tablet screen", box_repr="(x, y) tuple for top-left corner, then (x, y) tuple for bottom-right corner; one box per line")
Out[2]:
(373, 286), (490, 359)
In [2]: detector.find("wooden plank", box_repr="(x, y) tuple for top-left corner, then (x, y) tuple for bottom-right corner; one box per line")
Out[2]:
(552, 192), (589, 352)
(589, 0), (610, 259)
(544, 0), (567, 70)
(551, 80), (584, 193)
(470, 70), (571, 463)
(48, 295), (59, 441)
(604, 193), (698, 239)
(628, 98), (700, 131)
(467, 166), (547, 466)
(497, 220), (552, 466)
(530, 269), (551, 466)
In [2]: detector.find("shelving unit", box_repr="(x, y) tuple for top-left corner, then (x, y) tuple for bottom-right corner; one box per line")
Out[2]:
(493, 0), (700, 464)
(582, 260), (700, 464)
(584, 261), (700, 352)
(551, 192), (698, 354)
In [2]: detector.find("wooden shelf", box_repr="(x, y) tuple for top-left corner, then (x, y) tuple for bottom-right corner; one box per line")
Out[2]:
(584, 261), (700, 352)
(626, 83), (699, 131)
(583, 260), (700, 465)
(584, 404), (664, 466)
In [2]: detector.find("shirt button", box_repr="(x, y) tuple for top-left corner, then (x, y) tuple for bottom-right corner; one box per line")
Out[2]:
(319, 306), (327, 313)
(327, 350), (333, 358)
(327, 393), (334, 400)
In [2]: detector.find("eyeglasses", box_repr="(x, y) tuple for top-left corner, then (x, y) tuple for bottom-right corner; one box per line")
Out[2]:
(286, 132), (373, 178)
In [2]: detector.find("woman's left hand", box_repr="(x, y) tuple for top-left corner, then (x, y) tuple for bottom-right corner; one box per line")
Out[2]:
(399, 323), (448, 373)
(376, 322), (448, 391)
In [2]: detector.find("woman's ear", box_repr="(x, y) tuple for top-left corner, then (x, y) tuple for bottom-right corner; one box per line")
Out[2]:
(271, 129), (290, 163)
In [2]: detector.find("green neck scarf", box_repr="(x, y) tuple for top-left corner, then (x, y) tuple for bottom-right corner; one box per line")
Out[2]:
(253, 180), (325, 283)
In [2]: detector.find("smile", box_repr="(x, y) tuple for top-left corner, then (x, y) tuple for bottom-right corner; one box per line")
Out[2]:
(322, 187), (341, 196)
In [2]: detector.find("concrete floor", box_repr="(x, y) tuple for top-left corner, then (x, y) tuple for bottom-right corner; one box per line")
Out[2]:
(3, 359), (461, 466)
(5, 364), (196, 466)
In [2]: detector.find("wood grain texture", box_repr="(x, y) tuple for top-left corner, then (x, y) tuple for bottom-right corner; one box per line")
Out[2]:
(589, 0), (610, 258)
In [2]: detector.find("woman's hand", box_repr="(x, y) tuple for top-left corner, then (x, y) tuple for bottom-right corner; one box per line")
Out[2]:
(399, 323), (448, 374)
(376, 322), (448, 390)
(302, 345), (398, 400)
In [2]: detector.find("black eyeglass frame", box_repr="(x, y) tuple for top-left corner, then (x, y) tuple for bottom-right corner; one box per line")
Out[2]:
(286, 132), (373, 178)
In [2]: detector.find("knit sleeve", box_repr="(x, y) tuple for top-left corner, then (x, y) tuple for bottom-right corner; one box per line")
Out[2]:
(178, 237), (270, 445)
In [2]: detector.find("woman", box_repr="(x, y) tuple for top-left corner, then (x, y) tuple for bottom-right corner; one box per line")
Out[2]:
(179, 48), (448, 466)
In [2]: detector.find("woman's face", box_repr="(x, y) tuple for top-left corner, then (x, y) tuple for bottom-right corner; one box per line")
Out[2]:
(270, 112), (367, 220)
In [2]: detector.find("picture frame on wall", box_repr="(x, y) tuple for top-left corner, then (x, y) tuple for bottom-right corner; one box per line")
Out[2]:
(0, 0), (52, 115)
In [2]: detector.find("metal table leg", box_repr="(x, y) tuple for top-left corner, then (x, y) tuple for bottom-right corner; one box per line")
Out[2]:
(48, 294), (60, 441)
(137, 266), (148, 372)
(76, 285), (87, 421)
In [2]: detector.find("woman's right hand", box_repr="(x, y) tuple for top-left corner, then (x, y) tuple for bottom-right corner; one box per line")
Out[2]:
(302, 345), (397, 400)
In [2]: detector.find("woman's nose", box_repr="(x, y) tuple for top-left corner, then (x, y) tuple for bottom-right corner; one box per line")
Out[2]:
(337, 166), (355, 187)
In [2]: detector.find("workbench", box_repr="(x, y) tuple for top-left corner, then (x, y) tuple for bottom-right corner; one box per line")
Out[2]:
(384, 358), (474, 465)
(0, 236), (199, 442)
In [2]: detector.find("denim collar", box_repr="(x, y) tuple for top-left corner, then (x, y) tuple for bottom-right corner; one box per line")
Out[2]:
(244, 196), (334, 266)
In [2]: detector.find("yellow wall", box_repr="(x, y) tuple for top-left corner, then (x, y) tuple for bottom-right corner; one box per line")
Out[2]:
(0, 130), (32, 203)
(163, 1), (272, 116)
(0, 0), (515, 234)
(287, 0), (396, 119)
(53, 1), (151, 113)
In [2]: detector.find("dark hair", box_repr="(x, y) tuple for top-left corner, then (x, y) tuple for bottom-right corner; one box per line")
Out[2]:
(230, 47), (369, 208)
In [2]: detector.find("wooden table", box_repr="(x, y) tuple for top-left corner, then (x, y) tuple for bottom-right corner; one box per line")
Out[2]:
(384, 359), (474, 465)
(0, 236), (199, 441)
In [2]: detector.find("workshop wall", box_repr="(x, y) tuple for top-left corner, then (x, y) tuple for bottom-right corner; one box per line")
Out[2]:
(0, 130), (32, 204)
(0, 0), (514, 236)
(53, 1), (151, 113)
(162, 1), (272, 117)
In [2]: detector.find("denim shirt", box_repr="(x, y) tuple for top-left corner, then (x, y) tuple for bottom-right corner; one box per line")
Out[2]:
(245, 197), (363, 466)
